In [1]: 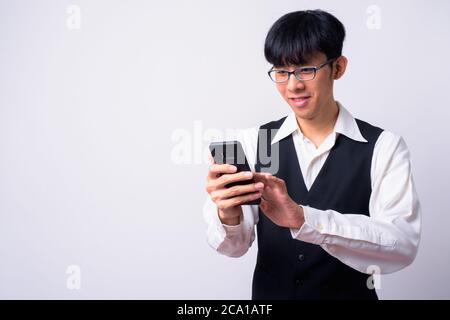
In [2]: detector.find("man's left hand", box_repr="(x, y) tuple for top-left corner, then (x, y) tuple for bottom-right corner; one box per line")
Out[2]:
(253, 172), (305, 229)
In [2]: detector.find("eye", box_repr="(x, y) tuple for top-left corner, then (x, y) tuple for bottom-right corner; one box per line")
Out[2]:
(275, 70), (288, 75)
(298, 68), (315, 74)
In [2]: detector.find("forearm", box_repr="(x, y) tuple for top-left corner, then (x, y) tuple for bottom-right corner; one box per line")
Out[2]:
(290, 132), (422, 274)
(291, 204), (421, 274)
(204, 197), (257, 257)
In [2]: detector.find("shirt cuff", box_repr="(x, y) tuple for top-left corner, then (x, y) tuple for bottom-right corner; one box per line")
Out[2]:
(290, 205), (328, 245)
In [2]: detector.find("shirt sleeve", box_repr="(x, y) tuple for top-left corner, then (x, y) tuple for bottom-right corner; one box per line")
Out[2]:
(290, 131), (422, 274)
(203, 127), (260, 257)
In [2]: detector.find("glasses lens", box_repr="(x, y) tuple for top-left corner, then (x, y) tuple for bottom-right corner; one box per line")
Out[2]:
(295, 68), (315, 81)
(270, 70), (289, 83)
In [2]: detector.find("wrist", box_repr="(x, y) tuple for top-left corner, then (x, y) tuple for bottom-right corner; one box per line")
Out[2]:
(218, 209), (241, 226)
(290, 205), (305, 229)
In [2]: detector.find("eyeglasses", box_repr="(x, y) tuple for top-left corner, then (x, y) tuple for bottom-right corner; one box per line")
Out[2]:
(267, 57), (337, 83)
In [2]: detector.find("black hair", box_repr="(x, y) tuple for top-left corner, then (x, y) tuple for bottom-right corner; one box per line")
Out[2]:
(264, 10), (346, 67)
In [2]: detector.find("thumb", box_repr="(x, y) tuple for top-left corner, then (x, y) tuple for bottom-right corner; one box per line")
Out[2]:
(259, 197), (269, 211)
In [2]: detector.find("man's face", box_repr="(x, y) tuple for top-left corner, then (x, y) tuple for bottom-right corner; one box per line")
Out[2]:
(273, 52), (338, 121)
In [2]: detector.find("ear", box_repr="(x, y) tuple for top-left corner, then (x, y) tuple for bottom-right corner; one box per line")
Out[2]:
(333, 56), (348, 80)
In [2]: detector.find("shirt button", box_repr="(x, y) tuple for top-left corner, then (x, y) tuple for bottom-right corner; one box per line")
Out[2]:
(298, 254), (305, 261)
(316, 223), (324, 231)
(295, 279), (302, 286)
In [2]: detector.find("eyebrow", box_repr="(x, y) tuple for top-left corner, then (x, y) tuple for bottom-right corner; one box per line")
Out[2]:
(273, 64), (315, 70)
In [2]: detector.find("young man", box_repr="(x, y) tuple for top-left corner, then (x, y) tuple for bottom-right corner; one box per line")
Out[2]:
(204, 10), (421, 300)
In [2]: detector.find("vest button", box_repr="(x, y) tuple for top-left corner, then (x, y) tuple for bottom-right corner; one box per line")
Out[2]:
(295, 279), (302, 286)
(298, 254), (305, 261)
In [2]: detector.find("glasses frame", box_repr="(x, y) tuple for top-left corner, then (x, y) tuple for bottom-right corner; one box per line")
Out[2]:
(268, 57), (338, 83)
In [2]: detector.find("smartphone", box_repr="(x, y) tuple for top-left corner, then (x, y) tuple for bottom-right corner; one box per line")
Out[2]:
(209, 140), (261, 205)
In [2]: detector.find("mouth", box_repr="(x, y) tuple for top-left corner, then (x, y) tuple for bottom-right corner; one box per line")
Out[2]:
(289, 96), (311, 107)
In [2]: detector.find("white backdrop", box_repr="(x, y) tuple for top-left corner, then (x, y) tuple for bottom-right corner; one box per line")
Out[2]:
(1, 0), (449, 299)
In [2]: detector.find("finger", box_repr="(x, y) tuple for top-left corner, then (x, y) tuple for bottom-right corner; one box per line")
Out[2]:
(260, 185), (277, 201)
(208, 163), (237, 179)
(273, 176), (285, 184)
(215, 170), (254, 189)
(218, 191), (262, 208)
(263, 174), (284, 186)
(209, 188), (228, 203)
(253, 172), (273, 180)
(210, 182), (263, 202)
(253, 172), (279, 187)
(222, 182), (264, 200)
(253, 173), (271, 184)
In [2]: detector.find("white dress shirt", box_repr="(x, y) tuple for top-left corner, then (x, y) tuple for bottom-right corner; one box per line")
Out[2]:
(203, 101), (421, 274)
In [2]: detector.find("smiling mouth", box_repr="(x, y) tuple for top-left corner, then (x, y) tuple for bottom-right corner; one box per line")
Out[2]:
(290, 95), (310, 99)
(290, 96), (310, 102)
(289, 96), (311, 107)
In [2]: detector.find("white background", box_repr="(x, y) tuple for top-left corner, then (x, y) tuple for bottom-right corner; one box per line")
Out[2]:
(1, 0), (449, 299)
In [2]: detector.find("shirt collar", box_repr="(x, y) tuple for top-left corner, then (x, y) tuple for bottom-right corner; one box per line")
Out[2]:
(271, 101), (368, 145)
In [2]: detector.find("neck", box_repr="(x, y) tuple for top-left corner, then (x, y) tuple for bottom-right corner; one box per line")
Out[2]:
(296, 100), (339, 144)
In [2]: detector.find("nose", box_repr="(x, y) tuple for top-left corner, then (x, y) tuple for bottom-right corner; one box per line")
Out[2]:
(286, 73), (306, 92)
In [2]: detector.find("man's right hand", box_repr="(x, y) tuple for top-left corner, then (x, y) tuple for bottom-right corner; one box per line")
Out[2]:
(205, 157), (264, 226)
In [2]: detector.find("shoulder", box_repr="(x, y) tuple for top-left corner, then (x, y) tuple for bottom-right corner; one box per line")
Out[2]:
(376, 129), (408, 154)
(354, 119), (411, 166)
(372, 129), (411, 174)
(354, 118), (404, 148)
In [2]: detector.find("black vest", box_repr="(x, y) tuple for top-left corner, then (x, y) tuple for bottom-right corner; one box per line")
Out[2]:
(252, 117), (383, 300)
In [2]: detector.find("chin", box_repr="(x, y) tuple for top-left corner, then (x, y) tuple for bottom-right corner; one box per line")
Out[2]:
(292, 108), (317, 121)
